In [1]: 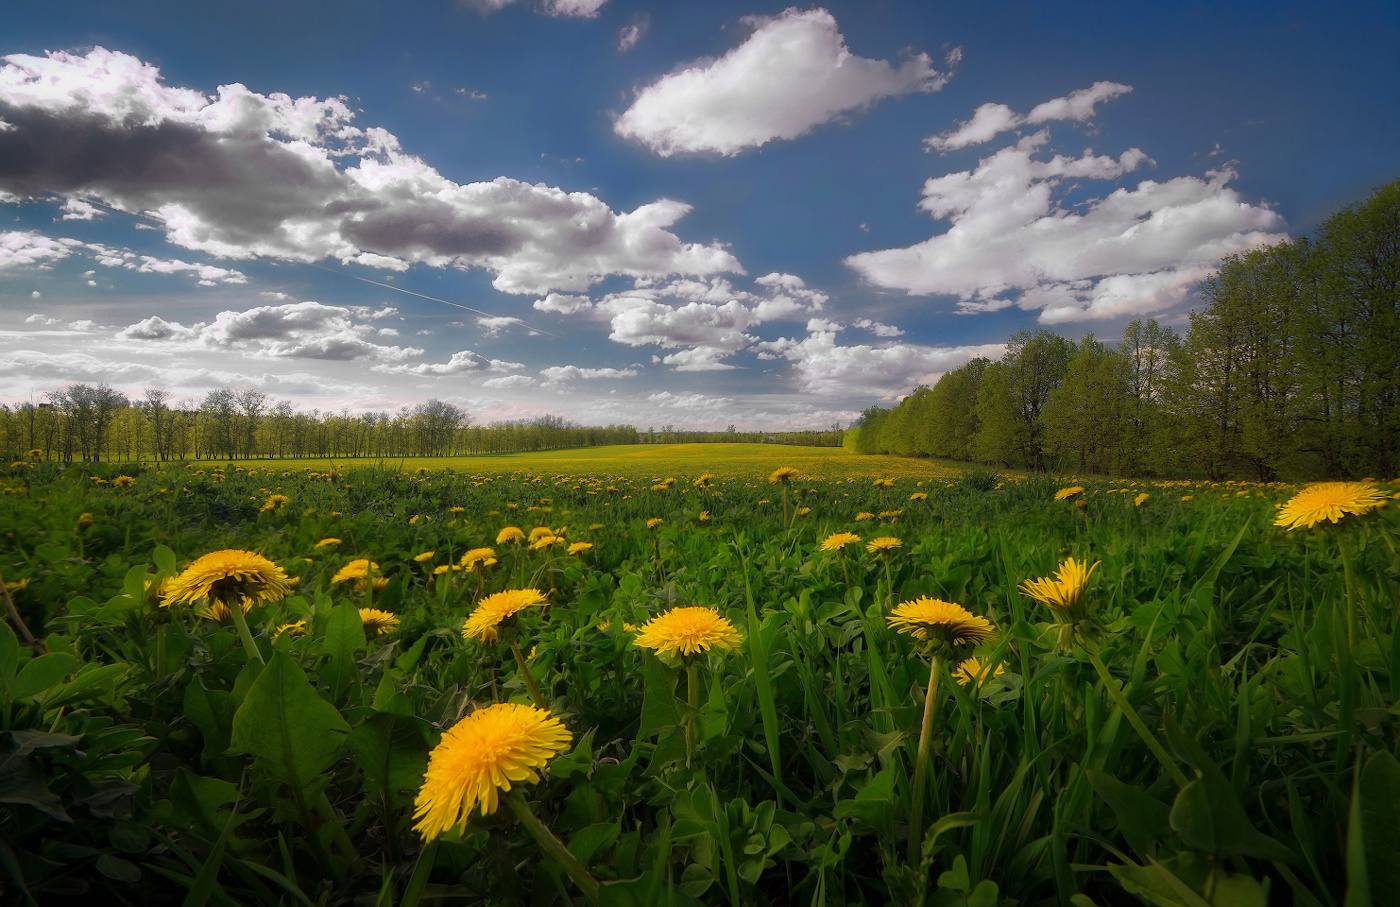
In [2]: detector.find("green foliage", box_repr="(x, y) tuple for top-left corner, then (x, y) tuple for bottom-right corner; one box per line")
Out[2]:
(0, 451), (1396, 904)
(847, 179), (1400, 480)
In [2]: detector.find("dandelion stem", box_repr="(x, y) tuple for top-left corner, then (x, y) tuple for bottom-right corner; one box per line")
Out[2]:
(907, 652), (940, 864)
(507, 791), (600, 904)
(1083, 643), (1188, 788)
(225, 599), (264, 664)
(510, 637), (546, 708)
(686, 661), (699, 767)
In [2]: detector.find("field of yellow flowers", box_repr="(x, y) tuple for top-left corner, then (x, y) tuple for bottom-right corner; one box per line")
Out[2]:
(1, 450), (1398, 906)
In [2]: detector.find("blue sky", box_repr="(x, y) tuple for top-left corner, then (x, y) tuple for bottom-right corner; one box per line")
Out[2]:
(1, 0), (1396, 428)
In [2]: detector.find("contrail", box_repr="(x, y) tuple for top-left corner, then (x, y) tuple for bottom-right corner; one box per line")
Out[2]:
(308, 264), (555, 337)
(70, 195), (555, 337)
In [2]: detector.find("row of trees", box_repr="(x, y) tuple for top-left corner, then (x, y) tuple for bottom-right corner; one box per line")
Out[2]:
(0, 390), (843, 463)
(846, 179), (1399, 480)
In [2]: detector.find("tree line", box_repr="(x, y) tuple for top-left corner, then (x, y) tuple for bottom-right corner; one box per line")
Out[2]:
(0, 388), (842, 462)
(845, 179), (1399, 480)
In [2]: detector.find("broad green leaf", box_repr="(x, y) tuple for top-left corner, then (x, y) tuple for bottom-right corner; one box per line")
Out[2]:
(1086, 769), (1170, 857)
(12, 652), (76, 700)
(229, 652), (349, 790)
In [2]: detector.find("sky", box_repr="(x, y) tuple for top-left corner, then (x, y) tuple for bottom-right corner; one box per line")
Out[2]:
(1, 1), (1396, 430)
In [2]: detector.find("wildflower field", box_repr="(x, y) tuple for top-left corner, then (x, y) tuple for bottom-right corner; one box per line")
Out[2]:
(2, 445), (1398, 906)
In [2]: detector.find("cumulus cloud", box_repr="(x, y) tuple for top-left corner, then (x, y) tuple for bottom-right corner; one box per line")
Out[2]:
(579, 273), (828, 370)
(60, 197), (103, 220)
(0, 229), (76, 269)
(926, 81), (1132, 152)
(532, 292), (593, 315)
(539, 364), (638, 383)
(615, 8), (956, 157)
(481, 374), (537, 389)
(462, 0), (606, 16)
(846, 131), (1286, 322)
(756, 327), (1005, 397)
(0, 47), (740, 295)
(375, 349), (523, 376)
(88, 245), (248, 285)
(116, 300), (424, 361)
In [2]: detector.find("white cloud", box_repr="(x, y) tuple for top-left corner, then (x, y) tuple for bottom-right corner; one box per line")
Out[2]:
(540, 0), (607, 17)
(60, 198), (104, 220)
(88, 246), (248, 285)
(482, 374), (537, 389)
(0, 47), (740, 295)
(847, 132), (1286, 322)
(853, 317), (903, 337)
(375, 349), (524, 376)
(0, 230), (74, 270)
(29, 289), (40, 299)
(757, 327), (1005, 397)
(926, 81), (1132, 152)
(617, 17), (648, 53)
(116, 300), (424, 361)
(476, 315), (523, 337)
(615, 8), (955, 157)
(647, 391), (735, 411)
(532, 291), (593, 315)
(538, 364), (639, 386)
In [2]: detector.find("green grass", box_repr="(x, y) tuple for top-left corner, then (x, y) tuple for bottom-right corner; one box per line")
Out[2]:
(1, 454), (1396, 905)
(234, 442), (963, 478)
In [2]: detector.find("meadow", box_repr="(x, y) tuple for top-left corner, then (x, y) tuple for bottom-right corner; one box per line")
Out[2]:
(1, 444), (1397, 906)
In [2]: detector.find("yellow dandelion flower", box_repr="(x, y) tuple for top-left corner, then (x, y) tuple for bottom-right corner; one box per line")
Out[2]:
(854, 511), (874, 522)
(529, 535), (561, 551)
(4, 577), (30, 592)
(887, 598), (995, 646)
(196, 598), (254, 622)
(414, 550), (436, 563)
(163, 549), (292, 609)
(259, 494), (289, 513)
(866, 536), (903, 554)
(359, 607), (400, 636)
(315, 537), (341, 549)
(693, 473), (713, 488)
(273, 619), (308, 640)
(698, 510), (711, 523)
(460, 547), (497, 569)
(1181, 495), (1194, 502)
(909, 491), (928, 501)
(76, 512), (94, 528)
(632, 606), (743, 659)
(412, 703), (571, 841)
(953, 656), (1006, 688)
(768, 466), (798, 484)
(567, 541), (593, 555)
(112, 475), (136, 487)
(528, 526), (554, 542)
(797, 506), (812, 517)
(646, 517), (663, 529)
(1134, 493), (1149, 507)
(462, 588), (548, 643)
(874, 478), (894, 488)
(820, 532), (861, 552)
(1054, 486), (1084, 501)
(496, 526), (525, 545)
(1273, 481), (1388, 531)
(331, 559), (379, 585)
(1019, 557), (1099, 613)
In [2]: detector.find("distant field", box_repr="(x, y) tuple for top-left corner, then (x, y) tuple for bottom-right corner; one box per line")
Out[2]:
(232, 442), (964, 478)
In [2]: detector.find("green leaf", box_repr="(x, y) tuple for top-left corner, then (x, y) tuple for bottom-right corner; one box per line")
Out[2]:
(12, 652), (76, 700)
(1169, 778), (1294, 863)
(184, 677), (237, 763)
(1086, 769), (1170, 857)
(320, 603), (365, 695)
(0, 620), (19, 687)
(346, 711), (429, 811)
(1348, 750), (1400, 906)
(154, 544), (177, 575)
(229, 652), (349, 790)
(568, 821), (620, 865)
(636, 654), (680, 741)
